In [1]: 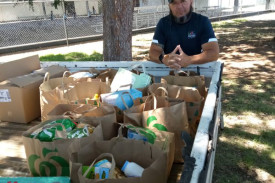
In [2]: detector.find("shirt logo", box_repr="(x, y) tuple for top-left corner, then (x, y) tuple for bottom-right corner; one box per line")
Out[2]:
(188, 31), (196, 39)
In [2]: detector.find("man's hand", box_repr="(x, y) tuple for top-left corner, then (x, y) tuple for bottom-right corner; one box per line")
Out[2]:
(164, 45), (191, 69)
(149, 41), (219, 67)
(177, 45), (192, 67)
(163, 46), (182, 70)
(172, 42), (220, 67)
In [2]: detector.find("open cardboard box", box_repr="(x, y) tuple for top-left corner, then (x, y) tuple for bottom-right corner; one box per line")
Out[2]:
(0, 55), (67, 123)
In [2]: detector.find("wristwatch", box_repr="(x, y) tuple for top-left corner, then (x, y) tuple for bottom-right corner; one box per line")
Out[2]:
(159, 54), (164, 63)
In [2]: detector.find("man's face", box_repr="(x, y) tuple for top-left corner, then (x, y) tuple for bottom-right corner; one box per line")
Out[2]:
(169, 0), (193, 18)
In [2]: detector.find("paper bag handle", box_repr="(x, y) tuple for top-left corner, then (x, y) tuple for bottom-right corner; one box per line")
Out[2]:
(60, 71), (73, 104)
(129, 63), (147, 74)
(62, 111), (83, 120)
(43, 72), (50, 83)
(62, 71), (71, 84)
(175, 87), (184, 99)
(143, 94), (157, 111)
(83, 153), (116, 179)
(174, 70), (190, 77)
(117, 124), (125, 138)
(154, 87), (168, 97)
(120, 92), (135, 110)
(106, 77), (110, 85)
(63, 71), (71, 78)
(116, 84), (132, 91)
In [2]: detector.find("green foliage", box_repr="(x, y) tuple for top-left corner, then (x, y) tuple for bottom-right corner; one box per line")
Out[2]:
(52, 0), (62, 9)
(88, 51), (104, 61)
(40, 52), (103, 62)
(64, 52), (89, 61)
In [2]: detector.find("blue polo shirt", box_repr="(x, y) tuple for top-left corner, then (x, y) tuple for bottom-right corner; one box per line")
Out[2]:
(152, 12), (217, 55)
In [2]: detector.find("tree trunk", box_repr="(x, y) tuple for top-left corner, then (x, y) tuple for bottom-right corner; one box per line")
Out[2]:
(102, 0), (134, 61)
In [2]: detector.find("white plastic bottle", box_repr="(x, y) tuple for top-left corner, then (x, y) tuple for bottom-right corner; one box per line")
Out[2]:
(121, 161), (144, 177)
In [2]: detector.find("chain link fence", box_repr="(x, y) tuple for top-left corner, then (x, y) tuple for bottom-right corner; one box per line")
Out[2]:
(0, 0), (274, 50)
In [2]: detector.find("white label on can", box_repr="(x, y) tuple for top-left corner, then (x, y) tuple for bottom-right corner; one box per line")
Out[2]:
(0, 89), (11, 102)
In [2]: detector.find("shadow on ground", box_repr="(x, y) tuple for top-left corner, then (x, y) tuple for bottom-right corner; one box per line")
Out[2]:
(213, 19), (275, 183)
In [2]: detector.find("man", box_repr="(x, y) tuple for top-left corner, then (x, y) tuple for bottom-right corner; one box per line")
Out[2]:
(149, 0), (219, 69)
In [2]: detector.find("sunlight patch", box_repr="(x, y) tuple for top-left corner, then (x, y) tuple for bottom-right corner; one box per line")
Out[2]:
(219, 136), (227, 142)
(225, 114), (264, 126)
(223, 113), (275, 135)
(266, 119), (275, 130)
(242, 85), (265, 93)
(254, 168), (275, 182)
(0, 141), (26, 159)
(222, 78), (238, 86)
(219, 135), (270, 153)
(245, 140), (269, 152)
(228, 60), (266, 69)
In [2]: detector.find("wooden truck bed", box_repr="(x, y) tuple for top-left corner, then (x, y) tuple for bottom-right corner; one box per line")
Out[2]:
(0, 61), (223, 183)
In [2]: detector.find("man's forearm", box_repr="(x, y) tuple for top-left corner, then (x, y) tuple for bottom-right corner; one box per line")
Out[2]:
(188, 49), (219, 65)
(183, 42), (219, 66)
(149, 50), (162, 63)
(149, 44), (164, 64)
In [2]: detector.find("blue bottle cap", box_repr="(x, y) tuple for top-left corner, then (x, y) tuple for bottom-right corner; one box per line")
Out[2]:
(121, 161), (129, 172)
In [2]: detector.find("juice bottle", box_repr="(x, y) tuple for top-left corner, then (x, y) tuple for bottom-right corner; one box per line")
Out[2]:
(121, 161), (144, 177)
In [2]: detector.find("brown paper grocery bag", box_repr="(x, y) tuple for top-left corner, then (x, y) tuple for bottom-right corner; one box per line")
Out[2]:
(61, 81), (110, 102)
(161, 75), (207, 98)
(22, 119), (107, 177)
(69, 137), (168, 183)
(91, 68), (117, 83)
(148, 83), (204, 137)
(46, 104), (94, 121)
(148, 83), (202, 102)
(124, 95), (189, 163)
(39, 72), (76, 121)
(119, 124), (175, 179)
(40, 76), (111, 122)
(46, 104), (117, 127)
(77, 105), (117, 126)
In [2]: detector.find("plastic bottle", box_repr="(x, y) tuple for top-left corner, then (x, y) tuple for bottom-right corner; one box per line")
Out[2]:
(93, 94), (100, 107)
(121, 161), (144, 177)
(127, 129), (148, 142)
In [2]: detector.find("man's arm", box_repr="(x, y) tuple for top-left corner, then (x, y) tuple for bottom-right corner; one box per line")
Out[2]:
(149, 43), (164, 64)
(178, 41), (219, 67)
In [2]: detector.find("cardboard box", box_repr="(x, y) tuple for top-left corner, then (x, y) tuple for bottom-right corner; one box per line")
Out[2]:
(0, 55), (40, 82)
(0, 65), (67, 123)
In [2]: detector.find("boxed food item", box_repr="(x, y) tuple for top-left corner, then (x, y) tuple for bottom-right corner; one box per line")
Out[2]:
(0, 55), (67, 123)
(0, 55), (41, 82)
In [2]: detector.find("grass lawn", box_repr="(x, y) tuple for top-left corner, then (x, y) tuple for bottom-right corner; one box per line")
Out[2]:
(39, 51), (103, 61)
(212, 17), (275, 182)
